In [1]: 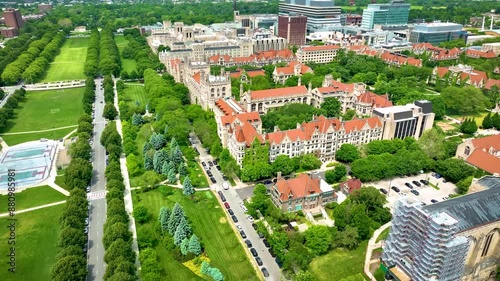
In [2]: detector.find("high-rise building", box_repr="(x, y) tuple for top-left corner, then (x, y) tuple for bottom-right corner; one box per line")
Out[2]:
(410, 22), (468, 45)
(278, 15), (307, 46)
(3, 8), (23, 30)
(279, 0), (341, 33)
(360, 0), (410, 30)
(382, 176), (500, 281)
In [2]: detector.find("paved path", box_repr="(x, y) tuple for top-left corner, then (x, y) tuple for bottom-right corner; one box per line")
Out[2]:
(63, 128), (77, 140)
(364, 222), (391, 281)
(0, 125), (78, 135)
(0, 200), (66, 217)
(113, 77), (141, 269)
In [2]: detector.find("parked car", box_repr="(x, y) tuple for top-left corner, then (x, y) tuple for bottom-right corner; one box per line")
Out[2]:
(405, 182), (413, 189)
(220, 195), (226, 202)
(245, 239), (252, 248)
(217, 191), (223, 197)
(228, 209), (234, 215)
(379, 188), (388, 194)
(202, 162), (206, 166)
(264, 180), (273, 185)
(412, 180), (421, 187)
(431, 199), (439, 203)
(86, 186), (91, 193)
(411, 190), (420, 196)
(268, 248), (276, 257)
(223, 182), (229, 190)
(231, 215), (238, 223)
(258, 232), (264, 238)
(216, 165), (221, 171)
(261, 268), (269, 277)
(222, 175), (228, 181)
(240, 231), (247, 239)
(250, 248), (258, 257)
(224, 202), (230, 209)
(207, 171), (213, 177)
(210, 177), (217, 184)
(420, 179), (429, 185)
(391, 186), (400, 192)
(255, 256), (263, 266)
(263, 239), (270, 248)
(435, 173), (442, 179)
(84, 227), (89, 234)
(208, 161), (213, 166)
(252, 223), (257, 230)
(247, 215), (254, 222)
(85, 218), (89, 226)
(213, 160), (218, 165)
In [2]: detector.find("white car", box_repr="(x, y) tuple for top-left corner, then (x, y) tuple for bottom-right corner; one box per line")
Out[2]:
(237, 225), (243, 230)
(223, 182), (229, 190)
(247, 216), (254, 222)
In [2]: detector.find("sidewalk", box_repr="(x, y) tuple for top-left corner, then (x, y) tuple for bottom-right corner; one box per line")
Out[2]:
(364, 222), (391, 280)
(0, 200), (66, 217)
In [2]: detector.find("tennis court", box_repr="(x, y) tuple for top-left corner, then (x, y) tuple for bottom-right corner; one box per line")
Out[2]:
(0, 141), (56, 191)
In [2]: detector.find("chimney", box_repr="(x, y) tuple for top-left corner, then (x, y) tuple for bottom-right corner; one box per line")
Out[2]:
(221, 67), (225, 76)
(277, 171), (282, 181)
(308, 81), (312, 92)
(240, 83), (244, 97)
(298, 77), (301, 86)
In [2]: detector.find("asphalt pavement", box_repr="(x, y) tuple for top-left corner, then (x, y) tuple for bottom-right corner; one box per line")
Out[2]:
(87, 78), (108, 281)
(0, 84), (23, 108)
(190, 133), (282, 281)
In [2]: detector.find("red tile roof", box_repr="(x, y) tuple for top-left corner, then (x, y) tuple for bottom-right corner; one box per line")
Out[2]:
(221, 111), (260, 126)
(192, 72), (201, 84)
(460, 70), (488, 86)
(233, 121), (264, 146)
(466, 135), (500, 174)
(215, 99), (235, 116)
(317, 80), (354, 93)
(249, 85), (308, 100)
(465, 49), (497, 59)
(485, 79), (500, 90)
(208, 55), (232, 63)
(275, 173), (322, 201)
(340, 178), (362, 194)
(231, 68), (266, 79)
(300, 44), (340, 52)
(356, 92), (393, 108)
(471, 135), (500, 151)
(435, 67), (450, 78)
(380, 52), (422, 67)
(275, 61), (313, 76)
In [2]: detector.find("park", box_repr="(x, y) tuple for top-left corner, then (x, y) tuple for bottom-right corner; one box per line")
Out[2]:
(42, 37), (89, 82)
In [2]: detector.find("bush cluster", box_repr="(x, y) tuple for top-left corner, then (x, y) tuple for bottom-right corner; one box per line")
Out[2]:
(0, 88), (27, 128)
(22, 32), (66, 83)
(120, 28), (163, 79)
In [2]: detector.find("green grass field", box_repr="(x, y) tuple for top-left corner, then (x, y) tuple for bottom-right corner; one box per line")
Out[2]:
(42, 37), (89, 82)
(0, 204), (64, 281)
(0, 185), (67, 213)
(132, 187), (258, 281)
(310, 241), (369, 281)
(449, 112), (488, 127)
(0, 88), (84, 145)
(123, 84), (147, 107)
(376, 227), (391, 243)
(115, 35), (137, 73)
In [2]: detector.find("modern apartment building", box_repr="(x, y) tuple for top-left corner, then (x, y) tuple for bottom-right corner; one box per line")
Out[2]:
(270, 173), (336, 212)
(279, 0), (342, 32)
(382, 177), (500, 281)
(361, 0), (410, 30)
(410, 22), (468, 45)
(296, 44), (341, 63)
(278, 14), (308, 46)
(372, 100), (435, 140)
(3, 8), (23, 29)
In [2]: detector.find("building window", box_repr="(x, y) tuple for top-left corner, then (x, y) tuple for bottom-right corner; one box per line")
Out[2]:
(464, 146), (471, 156)
(481, 233), (494, 257)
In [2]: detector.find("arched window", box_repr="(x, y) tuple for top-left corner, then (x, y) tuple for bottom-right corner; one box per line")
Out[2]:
(464, 146), (471, 156)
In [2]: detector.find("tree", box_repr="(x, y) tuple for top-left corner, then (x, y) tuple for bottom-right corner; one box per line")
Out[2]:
(460, 118), (478, 134)
(174, 216), (191, 246)
(441, 86), (488, 115)
(201, 261), (210, 275)
(103, 222), (132, 249)
(295, 271), (317, 281)
(271, 154), (297, 175)
(320, 97), (341, 117)
(133, 205), (150, 224)
(64, 158), (93, 190)
(180, 238), (189, 255)
(335, 226), (359, 250)
(336, 144), (360, 163)
(178, 163), (188, 178)
(482, 112), (493, 129)
(159, 206), (171, 232)
(104, 239), (135, 264)
(150, 132), (166, 150)
(103, 103), (118, 120)
(137, 170), (161, 191)
(304, 225), (332, 255)
(57, 227), (86, 249)
(168, 169), (177, 184)
(325, 164), (347, 184)
(167, 203), (185, 235)
(153, 149), (168, 174)
(208, 267), (224, 281)
(457, 175), (473, 194)
(51, 255), (87, 281)
(342, 109), (356, 121)
(132, 113), (143, 126)
(300, 154), (322, 170)
(435, 158), (476, 183)
(418, 128), (445, 160)
(182, 177), (195, 196)
(188, 234), (202, 255)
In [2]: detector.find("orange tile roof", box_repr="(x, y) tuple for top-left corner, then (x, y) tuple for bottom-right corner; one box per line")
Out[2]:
(221, 111), (260, 126)
(466, 49), (497, 59)
(407, 57), (422, 67)
(249, 85), (308, 100)
(340, 178), (362, 194)
(466, 149), (500, 175)
(460, 70), (488, 86)
(300, 44), (341, 52)
(233, 121), (263, 146)
(317, 80), (354, 93)
(357, 92), (393, 108)
(275, 61), (313, 76)
(275, 173), (322, 201)
(192, 72), (201, 84)
(215, 99), (235, 116)
(485, 79), (500, 90)
(208, 55), (232, 63)
(435, 67), (450, 78)
(471, 135), (500, 151)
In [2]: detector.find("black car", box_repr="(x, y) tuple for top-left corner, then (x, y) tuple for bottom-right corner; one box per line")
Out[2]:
(261, 267), (269, 277)
(222, 175), (228, 181)
(258, 232), (264, 238)
(269, 248), (276, 257)
(431, 199), (439, 203)
(411, 190), (420, 196)
(231, 215), (238, 222)
(245, 239), (252, 248)
(251, 223), (257, 230)
(264, 180), (273, 185)
(255, 256), (263, 266)
(218, 190), (223, 197)
(263, 239), (270, 248)
(208, 161), (213, 166)
(213, 160), (218, 165)
(216, 165), (221, 171)
(391, 186), (400, 192)
(275, 257), (283, 268)
(207, 171), (213, 177)
(210, 177), (217, 183)
(240, 231), (247, 239)
(379, 188), (388, 194)
(412, 180), (421, 187)
(228, 209), (234, 215)
(405, 182), (413, 189)
(420, 179), (429, 185)
(250, 248), (258, 257)
(221, 196), (226, 202)
(202, 161), (206, 166)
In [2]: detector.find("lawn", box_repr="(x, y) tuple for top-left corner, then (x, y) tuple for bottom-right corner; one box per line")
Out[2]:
(55, 175), (69, 191)
(181, 145), (209, 188)
(0, 185), (67, 213)
(376, 227), (391, 243)
(123, 84), (147, 108)
(310, 241), (369, 281)
(42, 37), (89, 82)
(0, 88), (84, 145)
(115, 35), (137, 73)
(0, 204), (64, 281)
(449, 112), (488, 126)
(1, 127), (76, 146)
(132, 186), (258, 281)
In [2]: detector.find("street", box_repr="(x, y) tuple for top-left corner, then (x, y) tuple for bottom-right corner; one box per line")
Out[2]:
(87, 78), (108, 281)
(190, 133), (282, 281)
(0, 84), (24, 108)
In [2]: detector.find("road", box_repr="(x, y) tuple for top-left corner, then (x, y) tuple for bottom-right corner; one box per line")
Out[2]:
(190, 133), (282, 281)
(87, 78), (108, 281)
(0, 84), (24, 108)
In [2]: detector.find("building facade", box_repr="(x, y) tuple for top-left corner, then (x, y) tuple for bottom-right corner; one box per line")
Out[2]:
(240, 85), (312, 114)
(278, 14), (308, 46)
(272, 61), (313, 84)
(296, 44), (341, 63)
(410, 22), (468, 45)
(372, 100), (435, 140)
(279, 0), (341, 32)
(382, 179), (500, 281)
(361, 0), (410, 30)
(270, 173), (336, 212)
(456, 135), (500, 175)
(3, 8), (23, 30)
(184, 69), (231, 110)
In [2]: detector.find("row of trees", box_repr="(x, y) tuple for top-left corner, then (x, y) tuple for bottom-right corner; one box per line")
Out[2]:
(102, 75), (119, 120)
(1, 30), (57, 85)
(0, 33), (35, 85)
(0, 88), (27, 128)
(84, 29), (100, 77)
(482, 112), (500, 130)
(22, 32), (66, 83)
(99, 28), (121, 76)
(51, 78), (95, 281)
(120, 28), (163, 79)
(143, 135), (187, 186)
(100, 122), (138, 280)
(143, 69), (189, 109)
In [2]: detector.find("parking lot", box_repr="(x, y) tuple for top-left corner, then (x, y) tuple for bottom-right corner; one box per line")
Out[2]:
(367, 172), (458, 208)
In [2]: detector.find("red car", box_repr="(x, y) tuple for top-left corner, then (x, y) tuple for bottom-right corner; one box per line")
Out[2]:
(224, 202), (230, 209)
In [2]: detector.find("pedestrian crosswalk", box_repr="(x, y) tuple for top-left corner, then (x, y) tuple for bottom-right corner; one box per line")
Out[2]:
(87, 190), (107, 200)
